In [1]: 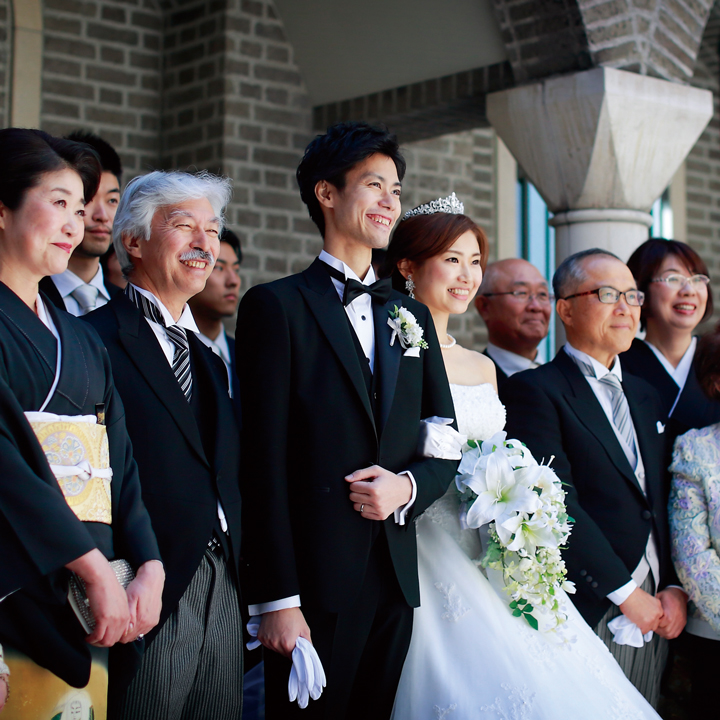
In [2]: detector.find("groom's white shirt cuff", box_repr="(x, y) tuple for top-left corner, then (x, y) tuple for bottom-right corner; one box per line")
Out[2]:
(608, 579), (637, 606)
(249, 595), (301, 616)
(394, 471), (417, 525)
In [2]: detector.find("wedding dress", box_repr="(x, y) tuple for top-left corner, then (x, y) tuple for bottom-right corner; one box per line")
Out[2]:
(391, 383), (661, 720)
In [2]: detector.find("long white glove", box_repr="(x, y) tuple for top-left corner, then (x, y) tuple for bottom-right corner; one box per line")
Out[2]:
(246, 616), (326, 709)
(418, 416), (467, 460)
(607, 615), (653, 647)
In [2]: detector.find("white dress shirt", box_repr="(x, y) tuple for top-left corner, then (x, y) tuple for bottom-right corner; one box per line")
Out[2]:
(564, 343), (660, 605)
(130, 284), (228, 533)
(51, 266), (111, 317)
(486, 343), (542, 377)
(197, 329), (233, 398)
(645, 337), (697, 417)
(248, 252), (418, 617)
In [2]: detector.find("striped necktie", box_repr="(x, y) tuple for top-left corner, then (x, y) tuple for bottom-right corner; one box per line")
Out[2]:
(125, 285), (193, 402)
(571, 355), (637, 467)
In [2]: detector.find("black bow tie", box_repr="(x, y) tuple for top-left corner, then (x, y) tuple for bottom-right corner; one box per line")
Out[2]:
(321, 261), (392, 307)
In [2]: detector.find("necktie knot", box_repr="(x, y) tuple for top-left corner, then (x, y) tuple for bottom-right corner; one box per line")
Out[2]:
(71, 284), (100, 315)
(321, 261), (392, 306)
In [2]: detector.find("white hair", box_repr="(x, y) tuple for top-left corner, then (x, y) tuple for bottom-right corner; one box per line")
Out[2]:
(113, 170), (233, 275)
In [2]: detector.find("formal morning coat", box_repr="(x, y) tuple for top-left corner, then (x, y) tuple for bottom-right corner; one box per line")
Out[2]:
(85, 293), (242, 639)
(0, 282), (160, 687)
(236, 258), (459, 613)
(500, 349), (675, 627)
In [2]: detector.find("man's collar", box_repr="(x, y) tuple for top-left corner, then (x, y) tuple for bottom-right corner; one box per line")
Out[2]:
(486, 343), (541, 376)
(52, 265), (111, 300)
(318, 249), (376, 286)
(129, 283), (199, 333)
(197, 328), (230, 364)
(564, 342), (622, 381)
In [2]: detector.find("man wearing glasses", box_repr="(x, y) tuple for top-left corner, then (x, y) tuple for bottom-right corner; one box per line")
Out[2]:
(475, 258), (552, 387)
(500, 248), (687, 709)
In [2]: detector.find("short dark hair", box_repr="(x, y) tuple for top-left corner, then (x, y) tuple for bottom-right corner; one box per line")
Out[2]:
(0, 128), (101, 210)
(553, 248), (622, 300)
(627, 238), (713, 331)
(695, 323), (720, 401)
(66, 130), (122, 183)
(296, 121), (406, 237)
(220, 227), (242, 264)
(386, 212), (489, 293)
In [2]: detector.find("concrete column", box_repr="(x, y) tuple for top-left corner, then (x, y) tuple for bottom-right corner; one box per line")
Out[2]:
(486, 67), (713, 263)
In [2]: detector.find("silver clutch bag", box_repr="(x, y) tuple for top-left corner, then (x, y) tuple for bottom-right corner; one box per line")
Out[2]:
(68, 559), (135, 634)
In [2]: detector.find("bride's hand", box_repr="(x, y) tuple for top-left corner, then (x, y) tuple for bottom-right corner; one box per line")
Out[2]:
(346, 466), (413, 520)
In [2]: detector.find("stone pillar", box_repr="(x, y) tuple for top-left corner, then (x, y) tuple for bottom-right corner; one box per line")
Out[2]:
(486, 66), (713, 263)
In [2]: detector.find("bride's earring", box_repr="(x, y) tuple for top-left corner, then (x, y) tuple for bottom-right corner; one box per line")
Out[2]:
(405, 275), (415, 299)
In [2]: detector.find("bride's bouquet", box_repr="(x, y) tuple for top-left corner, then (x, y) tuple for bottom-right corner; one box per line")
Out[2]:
(455, 431), (575, 637)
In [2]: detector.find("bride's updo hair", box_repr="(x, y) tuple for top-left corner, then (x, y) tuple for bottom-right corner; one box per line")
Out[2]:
(386, 212), (489, 294)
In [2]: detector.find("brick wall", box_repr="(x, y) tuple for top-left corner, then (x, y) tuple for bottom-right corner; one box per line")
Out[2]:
(0, 0), (8, 129)
(685, 9), (720, 326)
(41, 0), (163, 177)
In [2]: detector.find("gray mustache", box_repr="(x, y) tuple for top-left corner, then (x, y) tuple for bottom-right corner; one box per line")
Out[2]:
(180, 249), (215, 264)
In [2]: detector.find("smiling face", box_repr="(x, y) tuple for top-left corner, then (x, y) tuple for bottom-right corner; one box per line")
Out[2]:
(124, 197), (220, 319)
(645, 254), (708, 335)
(188, 240), (241, 322)
(409, 230), (483, 316)
(74, 170), (120, 259)
(557, 255), (640, 367)
(318, 153), (402, 261)
(0, 167), (85, 286)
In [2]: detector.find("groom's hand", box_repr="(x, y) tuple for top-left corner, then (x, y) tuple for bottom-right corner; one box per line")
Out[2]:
(655, 587), (688, 639)
(619, 587), (663, 634)
(346, 466), (413, 520)
(258, 607), (312, 659)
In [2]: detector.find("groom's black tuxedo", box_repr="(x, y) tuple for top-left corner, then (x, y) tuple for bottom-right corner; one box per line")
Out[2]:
(500, 349), (675, 628)
(236, 258), (458, 717)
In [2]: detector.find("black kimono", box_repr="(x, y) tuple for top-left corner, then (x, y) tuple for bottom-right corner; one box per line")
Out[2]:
(0, 282), (160, 688)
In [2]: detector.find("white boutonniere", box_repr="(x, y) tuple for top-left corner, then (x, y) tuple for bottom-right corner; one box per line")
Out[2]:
(387, 305), (429, 357)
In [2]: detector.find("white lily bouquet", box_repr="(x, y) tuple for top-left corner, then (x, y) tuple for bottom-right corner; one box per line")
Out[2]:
(455, 431), (575, 636)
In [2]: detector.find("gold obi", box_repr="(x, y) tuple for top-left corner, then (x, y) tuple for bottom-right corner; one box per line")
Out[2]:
(24, 412), (113, 525)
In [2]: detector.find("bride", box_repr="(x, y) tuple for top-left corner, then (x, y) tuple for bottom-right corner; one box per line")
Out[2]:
(386, 196), (661, 719)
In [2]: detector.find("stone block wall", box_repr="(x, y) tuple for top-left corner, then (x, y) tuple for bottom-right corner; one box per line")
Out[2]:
(0, 0), (8, 129)
(41, 0), (163, 176)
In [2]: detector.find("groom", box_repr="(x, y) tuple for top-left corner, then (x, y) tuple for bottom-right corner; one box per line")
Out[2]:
(236, 122), (458, 720)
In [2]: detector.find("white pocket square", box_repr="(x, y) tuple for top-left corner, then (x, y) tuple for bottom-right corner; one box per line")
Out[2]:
(404, 347), (421, 358)
(657, 421), (665, 434)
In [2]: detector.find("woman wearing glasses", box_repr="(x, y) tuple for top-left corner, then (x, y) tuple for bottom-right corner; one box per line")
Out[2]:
(621, 239), (719, 443)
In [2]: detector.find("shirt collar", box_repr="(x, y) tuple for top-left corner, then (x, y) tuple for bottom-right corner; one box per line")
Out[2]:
(197, 328), (230, 365)
(486, 343), (541, 376)
(645, 336), (697, 388)
(318, 249), (376, 286)
(52, 266), (111, 301)
(564, 342), (623, 382)
(130, 283), (199, 333)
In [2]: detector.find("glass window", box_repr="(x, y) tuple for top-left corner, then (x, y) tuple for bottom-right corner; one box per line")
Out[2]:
(650, 187), (673, 239)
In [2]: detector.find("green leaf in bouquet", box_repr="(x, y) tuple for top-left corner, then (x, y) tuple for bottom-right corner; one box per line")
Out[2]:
(512, 609), (523, 617)
(509, 600), (518, 609)
(467, 439), (478, 449)
(524, 614), (539, 631)
(516, 598), (527, 605)
(567, 515), (575, 523)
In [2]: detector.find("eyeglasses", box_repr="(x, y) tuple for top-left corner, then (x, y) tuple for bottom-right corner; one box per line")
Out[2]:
(562, 287), (645, 306)
(481, 290), (554, 304)
(651, 273), (710, 288)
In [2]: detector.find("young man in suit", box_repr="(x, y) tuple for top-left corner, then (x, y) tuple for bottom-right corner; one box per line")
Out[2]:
(236, 122), (458, 720)
(474, 258), (551, 388)
(189, 227), (242, 420)
(85, 171), (244, 718)
(41, 131), (123, 315)
(500, 248), (687, 708)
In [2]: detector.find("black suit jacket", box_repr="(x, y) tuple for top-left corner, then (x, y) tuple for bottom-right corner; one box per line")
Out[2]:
(85, 294), (242, 635)
(226, 331), (242, 425)
(40, 274), (122, 314)
(500, 348), (674, 627)
(482, 348), (509, 390)
(621, 337), (720, 446)
(236, 258), (458, 613)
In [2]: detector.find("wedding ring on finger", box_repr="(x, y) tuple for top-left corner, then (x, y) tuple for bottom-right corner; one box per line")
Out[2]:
(360, 503), (365, 514)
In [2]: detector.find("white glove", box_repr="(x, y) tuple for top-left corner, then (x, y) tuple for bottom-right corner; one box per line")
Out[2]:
(418, 417), (467, 460)
(246, 616), (326, 708)
(607, 615), (653, 647)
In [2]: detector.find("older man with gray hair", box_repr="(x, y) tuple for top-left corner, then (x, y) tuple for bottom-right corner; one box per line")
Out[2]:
(500, 248), (687, 708)
(85, 171), (244, 718)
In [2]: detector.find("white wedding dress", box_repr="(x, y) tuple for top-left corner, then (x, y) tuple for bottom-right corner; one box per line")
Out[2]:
(391, 384), (661, 720)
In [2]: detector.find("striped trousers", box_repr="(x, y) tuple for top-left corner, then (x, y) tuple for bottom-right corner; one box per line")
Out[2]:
(594, 574), (668, 709)
(112, 548), (243, 720)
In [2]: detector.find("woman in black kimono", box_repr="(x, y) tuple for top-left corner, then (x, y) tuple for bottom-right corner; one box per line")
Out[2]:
(0, 129), (163, 719)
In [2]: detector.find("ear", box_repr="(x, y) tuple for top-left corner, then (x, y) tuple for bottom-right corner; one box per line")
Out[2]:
(555, 298), (573, 327)
(474, 293), (490, 318)
(397, 259), (415, 280)
(0, 201), (9, 231)
(124, 233), (144, 260)
(315, 180), (335, 210)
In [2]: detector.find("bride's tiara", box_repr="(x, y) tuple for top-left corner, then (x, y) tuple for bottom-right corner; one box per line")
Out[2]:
(401, 192), (465, 221)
